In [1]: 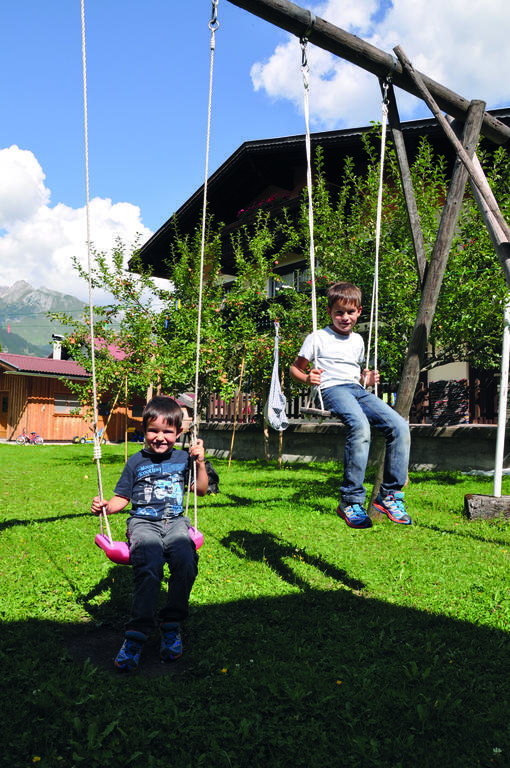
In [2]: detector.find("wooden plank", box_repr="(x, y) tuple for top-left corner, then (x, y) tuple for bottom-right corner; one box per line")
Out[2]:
(226, 0), (510, 145)
(464, 494), (510, 520)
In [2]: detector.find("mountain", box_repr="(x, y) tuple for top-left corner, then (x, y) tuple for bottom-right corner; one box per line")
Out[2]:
(0, 281), (87, 355)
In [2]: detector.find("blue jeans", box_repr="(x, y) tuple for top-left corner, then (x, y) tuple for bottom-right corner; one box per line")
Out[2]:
(321, 383), (410, 506)
(125, 515), (199, 635)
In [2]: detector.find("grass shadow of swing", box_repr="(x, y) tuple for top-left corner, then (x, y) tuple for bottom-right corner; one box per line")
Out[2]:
(0, 511), (91, 532)
(5, 586), (510, 765)
(221, 529), (365, 592)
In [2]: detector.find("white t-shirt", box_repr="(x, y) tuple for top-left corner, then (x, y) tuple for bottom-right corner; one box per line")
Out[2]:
(298, 326), (365, 389)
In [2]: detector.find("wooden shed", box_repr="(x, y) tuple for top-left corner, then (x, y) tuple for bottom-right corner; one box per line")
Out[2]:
(0, 353), (144, 443)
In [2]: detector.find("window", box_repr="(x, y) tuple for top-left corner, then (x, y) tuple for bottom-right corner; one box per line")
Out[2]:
(269, 263), (310, 297)
(132, 405), (144, 417)
(54, 394), (81, 414)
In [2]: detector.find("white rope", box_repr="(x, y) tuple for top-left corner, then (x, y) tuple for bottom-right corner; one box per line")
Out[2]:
(193, 1), (219, 438)
(189, 0), (219, 528)
(365, 91), (389, 396)
(81, 0), (114, 543)
(301, 38), (326, 413)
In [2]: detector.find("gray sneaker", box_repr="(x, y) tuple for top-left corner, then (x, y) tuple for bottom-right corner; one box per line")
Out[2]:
(373, 492), (412, 525)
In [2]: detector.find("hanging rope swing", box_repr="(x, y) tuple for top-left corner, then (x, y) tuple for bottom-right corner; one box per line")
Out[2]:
(298, 31), (390, 418)
(81, 0), (219, 563)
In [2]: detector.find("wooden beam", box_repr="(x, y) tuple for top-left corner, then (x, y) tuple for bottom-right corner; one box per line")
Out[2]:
(394, 46), (510, 249)
(394, 100), (485, 421)
(226, 0), (510, 145)
(464, 494), (510, 520)
(382, 80), (427, 286)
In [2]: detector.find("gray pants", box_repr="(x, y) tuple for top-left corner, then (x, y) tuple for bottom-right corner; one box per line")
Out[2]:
(125, 515), (199, 636)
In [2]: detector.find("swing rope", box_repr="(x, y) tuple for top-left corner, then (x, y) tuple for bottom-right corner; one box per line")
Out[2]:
(187, 0), (219, 532)
(300, 34), (327, 415)
(300, 34), (389, 411)
(81, 0), (218, 551)
(365, 80), (390, 396)
(80, 0), (113, 545)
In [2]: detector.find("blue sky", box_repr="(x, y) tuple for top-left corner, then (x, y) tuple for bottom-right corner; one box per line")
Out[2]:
(1, 0), (509, 302)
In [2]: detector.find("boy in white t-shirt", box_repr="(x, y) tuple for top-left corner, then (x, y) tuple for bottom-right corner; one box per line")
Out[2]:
(290, 281), (412, 529)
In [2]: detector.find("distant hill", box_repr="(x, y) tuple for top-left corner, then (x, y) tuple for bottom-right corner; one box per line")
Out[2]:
(0, 281), (87, 355)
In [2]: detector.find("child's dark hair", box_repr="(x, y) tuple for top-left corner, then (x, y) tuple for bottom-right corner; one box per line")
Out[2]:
(327, 282), (362, 309)
(142, 396), (182, 433)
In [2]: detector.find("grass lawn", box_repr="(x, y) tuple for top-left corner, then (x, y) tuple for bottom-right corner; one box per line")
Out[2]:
(1, 442), (510, 767)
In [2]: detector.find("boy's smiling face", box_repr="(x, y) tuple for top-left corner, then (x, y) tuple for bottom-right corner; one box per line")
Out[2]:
(144, 415), (182, 454)
(327, 299), (362, 336)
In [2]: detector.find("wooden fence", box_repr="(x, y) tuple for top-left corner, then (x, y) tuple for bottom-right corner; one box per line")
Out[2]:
(205, 377), (500, 426)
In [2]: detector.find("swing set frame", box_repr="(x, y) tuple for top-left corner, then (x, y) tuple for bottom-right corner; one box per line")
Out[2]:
(227, 0), (510, 510)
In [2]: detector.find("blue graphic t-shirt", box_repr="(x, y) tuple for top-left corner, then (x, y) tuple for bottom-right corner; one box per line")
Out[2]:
(114, 447), (190, 520)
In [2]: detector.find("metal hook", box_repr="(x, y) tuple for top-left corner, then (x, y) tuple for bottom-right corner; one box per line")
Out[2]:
(209, 0), (219, 31)
(300, 9), (316, 65)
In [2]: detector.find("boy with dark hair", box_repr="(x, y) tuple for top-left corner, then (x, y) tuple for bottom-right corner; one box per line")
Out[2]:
(91, 395), (208, 670)
(290, 281), (412, 529)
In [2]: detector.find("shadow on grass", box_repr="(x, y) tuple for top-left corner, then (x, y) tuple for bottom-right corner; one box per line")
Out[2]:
(0, 511), (91, 532)
(4, 583), (510, 767)
(418, 520), (510, 548)
(221, 530), (365, 592)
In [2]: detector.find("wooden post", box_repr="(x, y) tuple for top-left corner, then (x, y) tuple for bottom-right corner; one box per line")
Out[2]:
(381, 80), (427, 286)
(393, 100), (485, 421)
(226, 0), (510, 145)
(394, 46), (510, 268)
(368, 101), (485, 512)
(228, 351), (246, 468)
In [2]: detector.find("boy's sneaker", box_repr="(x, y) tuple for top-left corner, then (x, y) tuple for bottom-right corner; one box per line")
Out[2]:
(373, 492), (412, 525)
(337, 502), (373, 529)
(160, 623), (182, 662)
(114, 630), (146, 671)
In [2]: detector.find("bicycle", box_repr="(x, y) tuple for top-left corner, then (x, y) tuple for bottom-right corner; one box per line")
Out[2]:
(16, 428), (44, 445)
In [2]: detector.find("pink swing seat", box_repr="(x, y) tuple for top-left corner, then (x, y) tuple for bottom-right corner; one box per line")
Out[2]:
(95, 533), (131, 565)
(95, 526), (204, 565)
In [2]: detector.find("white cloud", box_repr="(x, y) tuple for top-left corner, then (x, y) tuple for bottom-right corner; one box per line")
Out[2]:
(251, 0), (510, 130)
(0, 145), (152, 303)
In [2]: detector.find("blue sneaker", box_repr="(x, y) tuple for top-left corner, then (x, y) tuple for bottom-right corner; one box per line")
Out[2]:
(337, 502), (372, 529)
(114, 630), (146, 671)
(373, 492), (412, 525)
(160, 623), (182, 662)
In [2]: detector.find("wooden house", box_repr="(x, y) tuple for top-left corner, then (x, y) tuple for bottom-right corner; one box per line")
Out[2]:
(0, 351), (146, 443)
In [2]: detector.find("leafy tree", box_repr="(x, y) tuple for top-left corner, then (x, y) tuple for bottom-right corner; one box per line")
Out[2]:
(51, 132), (510, 426)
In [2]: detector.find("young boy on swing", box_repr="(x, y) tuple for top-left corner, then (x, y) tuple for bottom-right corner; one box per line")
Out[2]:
(290, 281), (412, 529)
(91, 395), (209, 671)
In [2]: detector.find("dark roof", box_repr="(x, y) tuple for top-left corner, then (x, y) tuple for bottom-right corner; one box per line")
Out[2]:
(0, 353), (88, 379)
(136, 107), (510, 277)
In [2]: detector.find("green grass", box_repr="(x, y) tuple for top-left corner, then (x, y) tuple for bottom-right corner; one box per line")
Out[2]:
(1, 443), (510, 767)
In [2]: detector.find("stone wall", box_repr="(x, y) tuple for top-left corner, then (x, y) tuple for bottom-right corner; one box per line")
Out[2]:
(200, 420), (506, 472)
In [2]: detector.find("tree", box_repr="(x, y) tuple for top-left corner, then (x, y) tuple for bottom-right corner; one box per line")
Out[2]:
(51, 133), (510, 426)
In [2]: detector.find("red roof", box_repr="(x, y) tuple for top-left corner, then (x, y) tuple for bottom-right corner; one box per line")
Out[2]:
(0, 353), (89, 378)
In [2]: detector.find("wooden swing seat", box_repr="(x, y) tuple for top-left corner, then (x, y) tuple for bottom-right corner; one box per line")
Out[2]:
(300, 406), (332, 418)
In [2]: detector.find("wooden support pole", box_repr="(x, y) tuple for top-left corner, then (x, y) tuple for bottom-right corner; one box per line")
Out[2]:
(226, 0), (510, 145)
(381, 80), (427, 286)
(393, 100), (485, 422)
(369, 100), (484, 511)
(394, 47), (510, 253)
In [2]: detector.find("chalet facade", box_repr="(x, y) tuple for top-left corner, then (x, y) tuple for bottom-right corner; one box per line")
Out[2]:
(133, 109), (510, 426)
(0, 352), (146, 443)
